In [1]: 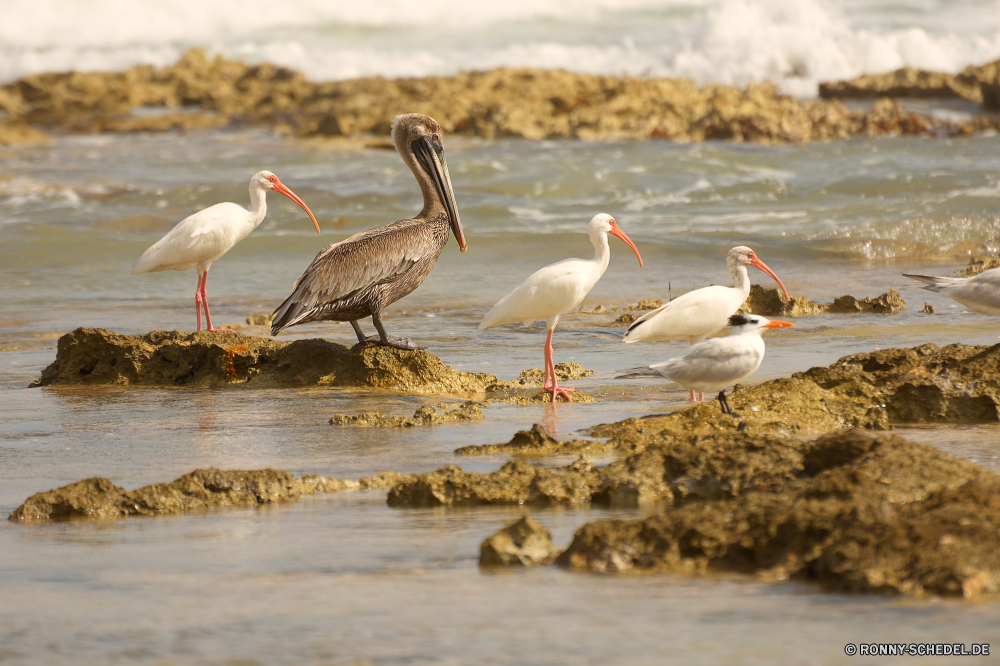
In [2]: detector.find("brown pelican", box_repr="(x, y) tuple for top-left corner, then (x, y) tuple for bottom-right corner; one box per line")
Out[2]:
(270, 113), (466, 349)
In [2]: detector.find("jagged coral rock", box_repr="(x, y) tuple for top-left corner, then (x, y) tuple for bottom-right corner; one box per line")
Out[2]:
(736, 285), (904, 316)
(516, 363), (594, 386)
(455, 423), (609, 456)
(330, 401), (484, 427)
(480, 517), (557, 566)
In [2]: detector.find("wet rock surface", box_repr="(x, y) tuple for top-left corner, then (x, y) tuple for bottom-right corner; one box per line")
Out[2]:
(737, 285), (905, 316)
(5, 49), (999, 144)
(956, 258), (1000, 277)
(9, 469), (349, 522)
(600, 342), (1000, 436)
(557, 430), (1000, 597)
(484, 382), (597, 405)
(0, 119), (48, 146)
(455, 424), (610, 456)
(330, 401), (484, 427)
(31, 328), (497, 395)
(480, 517), (557, 566)
(516, 363), (594, 386)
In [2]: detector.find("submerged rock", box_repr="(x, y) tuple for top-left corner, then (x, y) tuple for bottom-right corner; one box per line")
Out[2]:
(613, 313), (639, 326)
(31, 328), (496, 394)
(245, 313), (274, 326)
(556, 430), (1000, 597)
(330, 401), (484, 427)
(517, 363), (594, 386)
(455, 423), (609, 456)
(0, 119), (48, 146)
(921, 303), (937, 314)
(4, 49), (999, 144)
(598, 342), (1000, 436)
(737, 285), (904, 316)
(480, 517), (557, 567)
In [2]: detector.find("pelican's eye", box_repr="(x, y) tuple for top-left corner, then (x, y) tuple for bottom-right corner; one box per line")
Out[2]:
(432, 133), (440, 142)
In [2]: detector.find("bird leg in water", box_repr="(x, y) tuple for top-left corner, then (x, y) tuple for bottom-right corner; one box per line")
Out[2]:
(199, 272), (236, 334)
(366, 312), (425, 351)
(350, 320), (367, 345)
(717, 388), (740, 418)
(543, 329), (575, 405)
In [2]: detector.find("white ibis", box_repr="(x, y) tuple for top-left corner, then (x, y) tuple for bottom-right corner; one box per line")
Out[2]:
(270, 114), (466, 350)
(622, 246), (788, 401)
(131, 171), (320, 332)
(479, 213), (643, 404)
(904, 268), (1000, 315)
(618, 314), (794, 417)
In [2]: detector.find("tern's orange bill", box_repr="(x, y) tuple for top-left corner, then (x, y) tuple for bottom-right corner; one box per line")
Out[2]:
(272, 178), (321, 234)
(764, 320), (795, 329)
(608, 221), (643, 268)
(749, 255), (788, 300)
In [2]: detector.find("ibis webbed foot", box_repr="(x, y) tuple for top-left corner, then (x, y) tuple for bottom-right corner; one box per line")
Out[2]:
(548, 386), (575, 404)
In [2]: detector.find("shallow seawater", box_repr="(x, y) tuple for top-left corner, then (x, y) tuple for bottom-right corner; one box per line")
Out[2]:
(2, 131), (1000, 665)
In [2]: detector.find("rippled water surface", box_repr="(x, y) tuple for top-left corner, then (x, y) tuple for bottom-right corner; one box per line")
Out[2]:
(2, 130), (1000, 665)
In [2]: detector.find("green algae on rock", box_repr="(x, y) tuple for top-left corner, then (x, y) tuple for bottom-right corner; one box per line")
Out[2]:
(330, 401), (484, 427)
(31, 328), (497, 394)
(516, 363), (594, 386)
(556, 430), (1000, 597)
(736, 285), (904, 317)
(480, 517), (557, 567)
(456, 423), (610, 456)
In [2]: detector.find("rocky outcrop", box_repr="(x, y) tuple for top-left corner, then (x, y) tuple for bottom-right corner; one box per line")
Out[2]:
(480, 517), (557, 566)
(31, 328), (496, 395)
(9, 468), (415, 522)
(484, 381), (596, 405)
(5, 49), (1000, 145)
(737, 286), (905, 316)
(599, 342), (1000, 437)
(819, 58), (1000, 109)
(455, 423), (610, 456)
(556, 430), (1000, 597)
(955, 258), (1000, 277)
(0, 119), (49, 146)
(330, 401), (484, 427)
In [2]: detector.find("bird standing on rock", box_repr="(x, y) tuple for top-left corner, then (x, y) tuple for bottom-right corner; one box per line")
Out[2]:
(618, 314), (794, 417)
(270, 113), (466, 350)
(622, 246), (789, 401)
(479, 213), (643, 404)
(131, 171), (320, 332)
(903, 268), (1000, 315)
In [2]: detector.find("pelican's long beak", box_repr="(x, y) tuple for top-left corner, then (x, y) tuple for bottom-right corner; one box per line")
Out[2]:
(414, 136), (466, 253)
(272, 179), (321, 234)
(749, 256), (789, 300)
(609, 222), (643, 268)
(763, 320), (795, 329)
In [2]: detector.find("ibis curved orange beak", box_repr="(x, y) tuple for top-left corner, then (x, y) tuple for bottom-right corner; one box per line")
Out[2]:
(272, 178), (321, 234)
(609, 221), (643, 268)
(749, 255), (788, 301)
(763, 320), (795, 329)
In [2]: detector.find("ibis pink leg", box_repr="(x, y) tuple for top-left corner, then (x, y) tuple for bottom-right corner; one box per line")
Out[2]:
(195, 273), (206, 332)
(689, 389), (696, 402)
(699, 392), (705, 401)
(200, 272), (236, 334)
(543, 329), (575, 405)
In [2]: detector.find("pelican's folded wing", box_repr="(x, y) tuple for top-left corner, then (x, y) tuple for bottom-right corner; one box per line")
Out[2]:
(271, 220), (434, 333)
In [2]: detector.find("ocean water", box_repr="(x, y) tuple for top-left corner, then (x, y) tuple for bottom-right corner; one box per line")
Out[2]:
(3, 0), (1000, 96)
(2, 127), (1000, 664)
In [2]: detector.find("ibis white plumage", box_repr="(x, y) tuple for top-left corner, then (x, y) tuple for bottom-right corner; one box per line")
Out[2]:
(903, 268), (1000, 315)
(479, 213), (643, 404)
(622, 246), (789, 401)
(132, 171), (319, 332)
(618, 314), (794, 417)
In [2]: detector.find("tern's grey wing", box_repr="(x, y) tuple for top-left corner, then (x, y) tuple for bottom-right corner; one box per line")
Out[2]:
(271, 220), (436, 333)
(652, 337), (764, 390)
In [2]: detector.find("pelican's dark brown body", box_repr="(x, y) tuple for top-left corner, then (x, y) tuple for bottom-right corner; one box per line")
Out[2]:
(270, 114), (466, 349)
